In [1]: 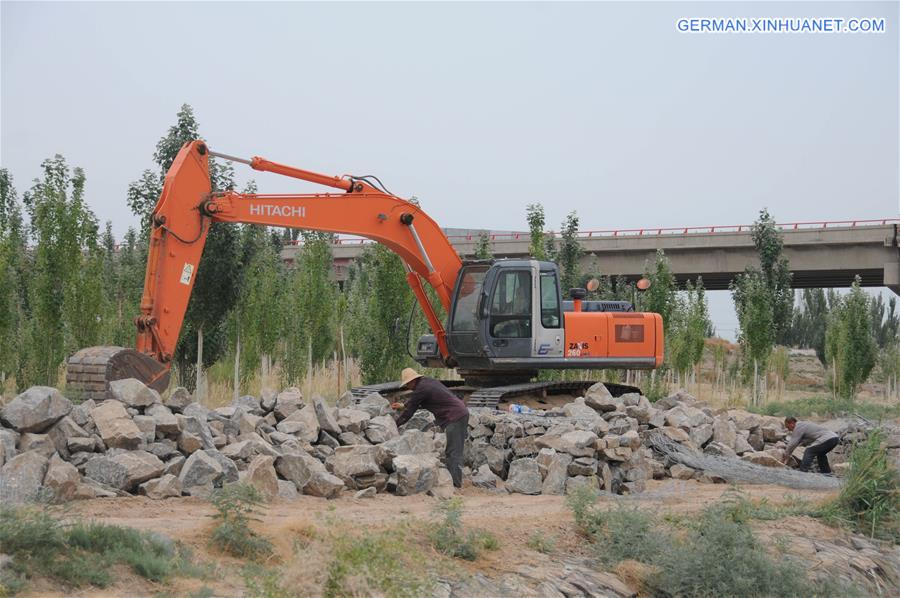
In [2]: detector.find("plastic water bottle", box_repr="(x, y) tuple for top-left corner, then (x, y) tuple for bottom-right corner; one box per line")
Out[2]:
(509, 403), (533, 414)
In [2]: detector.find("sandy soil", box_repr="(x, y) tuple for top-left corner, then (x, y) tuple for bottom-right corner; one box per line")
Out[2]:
(18, 481), (837, 598)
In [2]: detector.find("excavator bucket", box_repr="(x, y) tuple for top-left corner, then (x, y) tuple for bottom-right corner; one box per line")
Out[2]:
(65, 346), (170, 401)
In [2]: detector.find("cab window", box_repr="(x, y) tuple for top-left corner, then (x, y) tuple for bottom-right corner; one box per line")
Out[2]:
(490, 270), (532, 338)
(540, 272), (561, 328)
(450, 267), (487, 332)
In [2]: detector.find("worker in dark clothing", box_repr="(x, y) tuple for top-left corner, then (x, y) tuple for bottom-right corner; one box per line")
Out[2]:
(392, 367), (469, 488)
(782, 417), (840, 473)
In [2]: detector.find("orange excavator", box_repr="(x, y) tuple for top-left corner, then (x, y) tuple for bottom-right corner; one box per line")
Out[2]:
(66, 141), (663, 408)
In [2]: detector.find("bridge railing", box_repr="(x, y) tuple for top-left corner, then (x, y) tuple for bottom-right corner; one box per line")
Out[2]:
(280, 218), (899, 247)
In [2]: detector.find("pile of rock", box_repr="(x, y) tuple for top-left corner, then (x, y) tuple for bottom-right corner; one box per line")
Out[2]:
(0, 381), (454, 504)
(2, 379), (894, 504)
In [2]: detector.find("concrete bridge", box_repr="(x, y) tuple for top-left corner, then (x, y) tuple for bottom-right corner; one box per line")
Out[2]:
(280, 219), (900, 293)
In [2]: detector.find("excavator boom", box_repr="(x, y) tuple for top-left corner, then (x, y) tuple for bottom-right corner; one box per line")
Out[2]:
(67, 140), (462, 400)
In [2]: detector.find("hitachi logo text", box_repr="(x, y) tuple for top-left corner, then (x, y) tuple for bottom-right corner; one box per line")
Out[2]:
(249, 204), (306, 218)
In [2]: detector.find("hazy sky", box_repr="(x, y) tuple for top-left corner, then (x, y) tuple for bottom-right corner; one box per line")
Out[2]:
(2, 1), (898, 338)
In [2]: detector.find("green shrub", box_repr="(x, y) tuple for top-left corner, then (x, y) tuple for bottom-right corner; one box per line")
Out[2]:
(0, 506), (199, 594)
(209, 484), (273, 560)
(750, 396), (900, 420)
(324, 529), (431, 597)
(819, 429), (899, 541)
(428, 498), (498, 561)
(526, 531), (556, 554)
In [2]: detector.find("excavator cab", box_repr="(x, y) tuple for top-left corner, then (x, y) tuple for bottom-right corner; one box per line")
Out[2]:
(416, 259), (663, 379)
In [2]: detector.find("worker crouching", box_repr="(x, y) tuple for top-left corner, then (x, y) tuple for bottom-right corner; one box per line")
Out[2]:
(782, 417), (840, 473)
(392, 368), (469, 488)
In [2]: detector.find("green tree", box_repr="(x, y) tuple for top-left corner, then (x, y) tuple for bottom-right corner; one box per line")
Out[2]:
(0, 170), (26, 383)
(346, 244), (416, 384)
(282, 232), (337, 385)
(787, 288), (828, 364)
(731, 270), (775, 402)
(642, 250), (677, 327)
(666, 279), (711, 384)
(554, 211), (582, 292)
(19, 156), (104, 388)
(825, 277), (876, 400)
(525, 204), (547, 261)
(750, 209), (793, 342)
(474, 231), (493, 260)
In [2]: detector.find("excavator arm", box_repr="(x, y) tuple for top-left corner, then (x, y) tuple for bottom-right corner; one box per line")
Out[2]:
(68, 140), (462, 398)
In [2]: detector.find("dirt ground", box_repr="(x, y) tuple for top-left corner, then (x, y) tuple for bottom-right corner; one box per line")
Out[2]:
(18, 480), (841, 597)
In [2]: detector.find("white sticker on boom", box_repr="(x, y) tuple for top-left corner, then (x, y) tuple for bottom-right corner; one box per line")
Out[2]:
(179, 262), (194, 285)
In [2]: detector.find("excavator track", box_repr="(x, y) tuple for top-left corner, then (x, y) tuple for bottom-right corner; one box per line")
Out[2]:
(66, 346), (170, 402)
(349, 379), (641, 411)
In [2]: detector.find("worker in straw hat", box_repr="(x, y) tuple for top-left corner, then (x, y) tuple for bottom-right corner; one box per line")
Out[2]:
(392, 367), (469, 488)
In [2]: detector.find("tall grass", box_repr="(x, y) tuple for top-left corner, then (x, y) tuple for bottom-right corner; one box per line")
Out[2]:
(750, 395), (900, 420)
(819, 429), (899, 541)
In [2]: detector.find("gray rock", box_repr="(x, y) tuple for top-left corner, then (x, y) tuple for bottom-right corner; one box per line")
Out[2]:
(0, 429), (18, 466)
(139, 474), (182, 499)
(704, 441), (737, 458)
(318, 430), (340, 449)
(505, 458), (542, 495)
(275, 452), (320, 490)
(398, 409), (434, 433)
(245, 455), (278, 500)
(204, 449), (239, 483)
(182, 403), (209, 421)
(0, 386), (72, 433)
(304, 470), (344, 499)
(484, 445), (511, 478)
(92, 400), (142, 449)
(276, 405), (319, 443)
(233, 395), (263, 415)
(339, 431), (369, 445)
(177, 415), (215, 454)
(471, 463), (502, 489)
(273, 387), (303, 419)
(568, 457), (598, 477)
(109, 378), (161, 408)
(428, 468), (455, 499)
(563, 397), (603, 420)
(277, 479), (299, 500)
(19, 433), (54, 455)
(146, 440), (180, 460)
(46, 416), (89, 458)
(381, 430), (435, 459)
(43, 452), (80, 502)
(221, 436), (279, 460)
(354, 486), (377, 499)
(313, 396), (342, 436)
(669, 463), (695, 480)
(665, 405), (711, 429)
(0, 450), (50, 504)
(70, 399), (95, 428)
(365, 415), (399, 444)
(67, 437), (96, 453)
(392, 454), (440, 495)
(510, 435), (538, 457)
(164, 387), (194, 413)
(556, 430), (599, 457)
(690, 424), (714, 447)
(491, 419), (524, 449)
(164, 455), (185, 477)
(179, 450), (225, 497)
(741, 450), (784, 468)
(260, 388), (279, 413)
(712, 418), (737, 449)
(327, 445), (385, 487)
(565, 475), (600, 494)
(146, 404), (180, 436)
(356, 392), (391, 418)
(734, 433), (754, 455)
(133, 415), (156, 444)
(541, 453), (572, 495)
(85, 455), (130, 489)
(337, 409), (370, 434)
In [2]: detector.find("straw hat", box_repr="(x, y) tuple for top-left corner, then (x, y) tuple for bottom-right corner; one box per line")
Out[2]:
(400, 367), (423, 388)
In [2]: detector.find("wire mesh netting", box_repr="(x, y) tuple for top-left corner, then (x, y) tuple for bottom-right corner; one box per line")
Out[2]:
(646, 431), (843, 491)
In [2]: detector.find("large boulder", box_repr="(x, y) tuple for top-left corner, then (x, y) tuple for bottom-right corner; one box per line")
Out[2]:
(392, 454), (440, 496)
(275, 452), (320, 490)
(0, 387), (72, 433)
(304, 470), (345, 499)
(232, 395), (263, 415)
(355, 392), (391, 418)
(505, 458), (542, 495)
(0, 429), (18, 466)
(221, 436), (279, 461)
(0, 450), (50, 504)
(584, 382), (619, 412)
(84, 455), (129, 490)
(556, 430), (599, 457)
(138, 474), (182, 499)
(146, 404), (180, 436)
(178, 450), (225, 497)
(47, 416), (89, 458)
(43, 453), (81, 501)
(337, 409), (370, 434)
(541, 452), (573, 496)
(164, 387), (195, 413)
(741, 450), (785, 468)
(365, 415), (398, 444)
(313, 397), (342, 436)
(276, 405), (319, 443)
(109, 378), (161, 408)
(112, 450), (166, 490)
(177, 415), (215, 454)
(562, 398), (603, 421)
(274, 387), (303, 420)
(712, 418), (737, 449)
(380, 430), (435, 459)
(244, 455), (278, 500)
(327, 445), (384, 487)
(665, 405), (711, 430)
(91, 400), (143, 449)
(471, 463), (502, 490)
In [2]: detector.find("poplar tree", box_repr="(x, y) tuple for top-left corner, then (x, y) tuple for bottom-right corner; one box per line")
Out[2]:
(555, 211), (582, 292)
(0, 170), (25, 383)
(526, 203), (548, 261)
(474, 231), (493, 259)
(825, 276), (876, 400)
